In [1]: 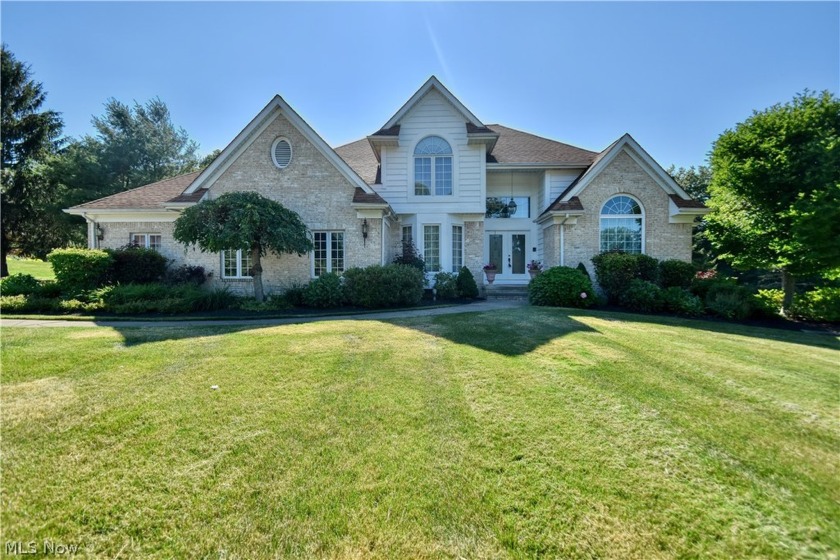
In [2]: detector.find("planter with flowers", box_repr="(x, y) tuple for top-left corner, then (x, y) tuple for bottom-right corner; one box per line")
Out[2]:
(527, 260), (542, 279)
(483, 263), (498, 284)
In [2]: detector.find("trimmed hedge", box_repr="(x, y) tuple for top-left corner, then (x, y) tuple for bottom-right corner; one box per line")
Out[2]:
(47, 248), (113, 293)
(705, 283), (754, 320)
(620, 280), (663, 313)
(591, 252), (659, 302)
(303, 273), (345, 308)
(107, 246), (168, 284)
(659, 260), (695, 289)
(342, 264), (424, 308)
(529, 266), (594, 308)
(660, 287), (704, 317)
(0, 273), (40, 296)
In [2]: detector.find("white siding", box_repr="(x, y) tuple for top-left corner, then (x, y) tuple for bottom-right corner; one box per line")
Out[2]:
(380, 89), (485, 214)
(545, 169), (585, 209)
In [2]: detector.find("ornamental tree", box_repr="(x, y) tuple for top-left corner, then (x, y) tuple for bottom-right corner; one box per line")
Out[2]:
(173, 191), (313, 302)
(705, 90), (840, 313)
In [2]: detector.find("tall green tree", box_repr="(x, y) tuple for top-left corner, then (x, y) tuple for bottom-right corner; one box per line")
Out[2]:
(88, 97), (200, 194)
(173, 192), (313, 302)
(706, 90), (840, 312)
(1, 45), (65, 276)
(668, 164), (713, 268)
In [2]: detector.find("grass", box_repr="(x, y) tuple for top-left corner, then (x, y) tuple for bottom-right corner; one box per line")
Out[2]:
(7, 256), (55, 280)
(2, 307), (838, 558)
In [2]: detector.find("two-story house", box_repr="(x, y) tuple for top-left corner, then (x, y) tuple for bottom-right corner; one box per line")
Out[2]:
(66, 77), (708, 294)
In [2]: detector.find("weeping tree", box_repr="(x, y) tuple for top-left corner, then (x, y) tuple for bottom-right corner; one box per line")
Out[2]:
(173, 191), (313, 302)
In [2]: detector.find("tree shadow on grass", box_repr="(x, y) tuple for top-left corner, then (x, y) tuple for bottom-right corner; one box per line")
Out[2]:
(382, 309), (602, 356)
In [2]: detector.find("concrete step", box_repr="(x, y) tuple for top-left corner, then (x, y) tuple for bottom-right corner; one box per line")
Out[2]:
(484, 285), (530, 300)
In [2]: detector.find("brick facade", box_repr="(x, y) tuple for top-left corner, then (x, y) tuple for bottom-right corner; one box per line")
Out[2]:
(563, 150), (693, 277)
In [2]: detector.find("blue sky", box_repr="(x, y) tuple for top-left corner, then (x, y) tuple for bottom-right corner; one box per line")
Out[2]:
(2, 2), (838, 169)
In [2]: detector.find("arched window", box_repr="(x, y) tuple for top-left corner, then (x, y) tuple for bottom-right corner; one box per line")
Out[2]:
(414, 136), (452, 196)
(600, 195), (643, 253)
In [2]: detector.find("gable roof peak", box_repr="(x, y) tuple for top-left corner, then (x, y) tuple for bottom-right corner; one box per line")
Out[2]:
(380, 75), (485, 131)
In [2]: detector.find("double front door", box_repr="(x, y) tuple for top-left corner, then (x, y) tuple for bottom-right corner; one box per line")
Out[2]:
(487, 231), (530, 283)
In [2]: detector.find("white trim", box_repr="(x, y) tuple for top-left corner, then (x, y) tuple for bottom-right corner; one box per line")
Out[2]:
(599, 194), (646, 254)
(563, 134), (692, 202)
(271, 137), (293, 169)
(221, 249), (253, 280)
(130, 232), (162, 250)
(487, 163), (592, 170)
(411, 135), (456, 199)
(311, 230), (345, 278)
(184, 96), (375, 195)
(382, 76), (486, 130)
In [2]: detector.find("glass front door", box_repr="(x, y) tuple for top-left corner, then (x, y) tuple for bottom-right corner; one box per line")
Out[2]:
(486, 231), (530, 282)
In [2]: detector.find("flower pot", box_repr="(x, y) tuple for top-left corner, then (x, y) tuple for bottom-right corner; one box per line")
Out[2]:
(528, 270), (540, 279)
(484, 270), (497, 284)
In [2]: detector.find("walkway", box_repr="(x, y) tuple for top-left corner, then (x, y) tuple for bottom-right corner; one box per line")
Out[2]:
(1, 300), (525, 328)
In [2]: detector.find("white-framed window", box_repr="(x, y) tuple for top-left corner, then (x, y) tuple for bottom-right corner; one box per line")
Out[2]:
(600, 195), (644, 254)
(414, 136), (453, 196)
(402, 225), (413, 245)
(131, 233), (162, 250)
(313, 231), (344, 277)
(451, 225), (463, 272)
(485, 197), (530, 219)
(423, 225), (441, 272)
(271, 137), (293, 169)
(222, 249), (253, 279)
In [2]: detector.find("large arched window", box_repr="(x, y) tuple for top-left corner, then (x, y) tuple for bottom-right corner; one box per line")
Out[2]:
(600, 195), (643, 253)
(414, 136), (452, 196)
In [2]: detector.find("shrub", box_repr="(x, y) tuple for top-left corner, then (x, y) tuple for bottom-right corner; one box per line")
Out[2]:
(659, 260), (695, 289)
(283, 283), (306, 307)
(752, 289), (783, 319)
(57, 299), (105, 313)
(576, 262), (591, 281)
(705, 283), (754, 320)
(690, 275), (737, 301)
(591, 252), (660, 302)
(1, 295), (59, 313)
(106, 246), (168, 284)
(456, 266), (479, 299)
(529, 266), (594, 308)
(620, 280), (663, 313)
(433, 272), (458, 300)
(47, 248), (113, 293)
(393, 240), (425, 273)
(792, 287), (840, 322)
(238, 295), (291, 312)
(303, 273), (345, 308)
(36, 281), (62, 298)
(660, 287), (704, 317)
(343, 264), (424, 308)
(99, 283), (235, 314)
(0, 273), (40, 296)
(164, 264), (206, 286)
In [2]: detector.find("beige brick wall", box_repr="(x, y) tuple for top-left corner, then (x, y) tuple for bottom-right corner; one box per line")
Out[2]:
(464, 220), (484, 294)
(542, 224), (559, 268)
(564, 150), (692, 278)
(100, 109), (384, 297)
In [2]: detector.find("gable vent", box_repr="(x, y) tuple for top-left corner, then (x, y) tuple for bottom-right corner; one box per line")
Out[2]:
(272, 138), (292, 169)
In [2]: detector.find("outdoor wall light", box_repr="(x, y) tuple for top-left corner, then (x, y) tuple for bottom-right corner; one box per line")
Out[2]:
(362, 219), (369, 246)
(96, 224), (105, 241)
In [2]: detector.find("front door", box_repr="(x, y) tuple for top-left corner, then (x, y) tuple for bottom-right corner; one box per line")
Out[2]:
(487, 231), (530, 283)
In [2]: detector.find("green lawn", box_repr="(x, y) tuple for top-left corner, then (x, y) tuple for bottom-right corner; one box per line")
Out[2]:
(2, 308), (838, 558)
(7, 257), (55, 279)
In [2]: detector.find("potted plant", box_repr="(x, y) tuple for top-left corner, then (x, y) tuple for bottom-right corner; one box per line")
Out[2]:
(527, 260), (542, 279)
(483, 263), (498, 284)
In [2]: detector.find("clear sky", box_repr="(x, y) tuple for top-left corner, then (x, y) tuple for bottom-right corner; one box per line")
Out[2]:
(2, 1), (838, 169)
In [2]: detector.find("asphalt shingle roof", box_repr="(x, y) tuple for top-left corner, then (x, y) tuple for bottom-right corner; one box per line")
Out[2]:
(484, 125), (598, 165)
(70, 172), (202, 210)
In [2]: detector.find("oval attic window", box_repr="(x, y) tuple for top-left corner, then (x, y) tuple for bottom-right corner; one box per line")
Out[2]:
(272, 138), (292, 169)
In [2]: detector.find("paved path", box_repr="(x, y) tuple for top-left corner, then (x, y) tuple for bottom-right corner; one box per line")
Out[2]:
(1, 300), (525, 329)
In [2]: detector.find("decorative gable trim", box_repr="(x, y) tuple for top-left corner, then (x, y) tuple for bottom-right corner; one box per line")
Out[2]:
(562, 134), (693, 202)
(381, 76), (487, 130)
(184, 95), (374, 195)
